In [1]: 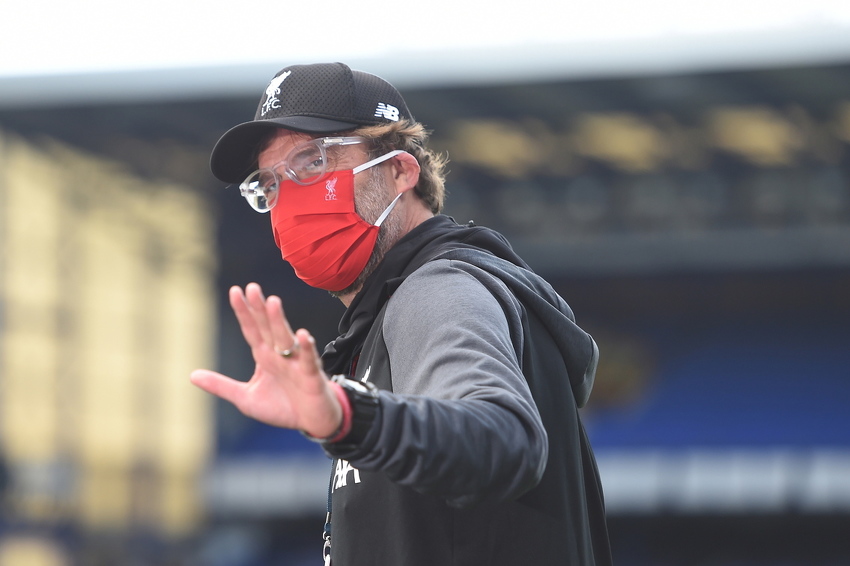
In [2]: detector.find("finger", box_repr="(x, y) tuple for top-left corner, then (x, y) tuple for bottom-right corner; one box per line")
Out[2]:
(294, 329), (324, 377)
(229, 285), (264, 347)
(244, 282), (276, 347)
(230, 284), (276, 350)
(266, 295), (296, 351)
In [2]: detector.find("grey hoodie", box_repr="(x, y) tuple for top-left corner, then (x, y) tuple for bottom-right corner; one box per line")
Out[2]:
(320, 216), (611, 566)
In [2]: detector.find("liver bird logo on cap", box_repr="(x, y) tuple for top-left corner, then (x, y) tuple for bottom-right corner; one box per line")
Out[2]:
(261, 71), (292, 116)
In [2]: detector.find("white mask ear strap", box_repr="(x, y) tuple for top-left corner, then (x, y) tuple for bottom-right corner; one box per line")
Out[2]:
(353, 150), (404, 174)
(373, 192), (404, 227)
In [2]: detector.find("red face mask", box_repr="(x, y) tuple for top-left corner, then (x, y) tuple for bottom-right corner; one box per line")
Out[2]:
(270, 151), (403, 292)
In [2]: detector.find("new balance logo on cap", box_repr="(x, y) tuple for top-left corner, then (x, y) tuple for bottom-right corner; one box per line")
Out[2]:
(374, 103), (400, 121)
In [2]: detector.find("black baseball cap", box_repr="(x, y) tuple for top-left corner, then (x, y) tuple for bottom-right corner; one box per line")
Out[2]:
(210, 62), (413, 184)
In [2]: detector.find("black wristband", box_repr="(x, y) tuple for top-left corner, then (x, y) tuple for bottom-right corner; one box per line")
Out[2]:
(325, 375), (380, 448)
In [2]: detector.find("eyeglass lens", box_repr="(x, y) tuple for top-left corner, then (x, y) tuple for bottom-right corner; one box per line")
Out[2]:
(287, 142), (327, 185)
(240, 138), (363, 212)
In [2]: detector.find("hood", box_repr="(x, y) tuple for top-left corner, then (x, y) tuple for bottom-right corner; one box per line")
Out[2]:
(322, 215), (598, 407)
(434, 246), (599, 408)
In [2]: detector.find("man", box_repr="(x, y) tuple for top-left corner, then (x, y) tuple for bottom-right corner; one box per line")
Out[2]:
(191, 62), (612, 566)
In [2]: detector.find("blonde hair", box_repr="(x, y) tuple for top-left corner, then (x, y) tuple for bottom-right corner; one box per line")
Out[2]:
(353, 120), (448, 213)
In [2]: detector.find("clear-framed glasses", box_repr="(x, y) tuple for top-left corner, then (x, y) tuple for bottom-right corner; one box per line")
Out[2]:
(239, 136), (365, 213)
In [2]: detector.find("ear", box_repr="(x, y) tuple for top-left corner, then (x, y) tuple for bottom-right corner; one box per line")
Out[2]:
(389, 151), (420, 195)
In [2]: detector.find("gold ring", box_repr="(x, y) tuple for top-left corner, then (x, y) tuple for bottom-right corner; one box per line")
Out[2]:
(276, 343), (299, 358)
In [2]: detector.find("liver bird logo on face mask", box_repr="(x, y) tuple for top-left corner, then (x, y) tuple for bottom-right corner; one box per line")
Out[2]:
(261, 71), (292, 116)
(325, 177), (338, 201)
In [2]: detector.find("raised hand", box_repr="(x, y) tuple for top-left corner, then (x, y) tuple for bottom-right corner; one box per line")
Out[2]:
(190, 282), (342, 439)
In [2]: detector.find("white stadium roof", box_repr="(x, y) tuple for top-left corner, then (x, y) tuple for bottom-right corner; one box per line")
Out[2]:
(1, 0), (850, 108)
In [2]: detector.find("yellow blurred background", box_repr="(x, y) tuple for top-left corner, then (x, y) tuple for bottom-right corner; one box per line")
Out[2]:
(0, 132), (216, 564)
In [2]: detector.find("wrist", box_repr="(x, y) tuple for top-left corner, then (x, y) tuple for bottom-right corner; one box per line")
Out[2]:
(301, 379), (352, 443)
(325, 380), (353, 443)
(301, 375), (380, 447)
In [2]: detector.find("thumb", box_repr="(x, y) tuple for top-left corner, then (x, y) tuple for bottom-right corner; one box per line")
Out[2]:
(190, 369), (246, 404)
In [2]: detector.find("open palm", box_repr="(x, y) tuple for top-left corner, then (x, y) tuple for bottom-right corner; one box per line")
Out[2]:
(190, 283), (342, 438)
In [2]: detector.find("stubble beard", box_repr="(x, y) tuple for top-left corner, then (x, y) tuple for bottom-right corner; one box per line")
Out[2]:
(328, 168), (405, 300)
